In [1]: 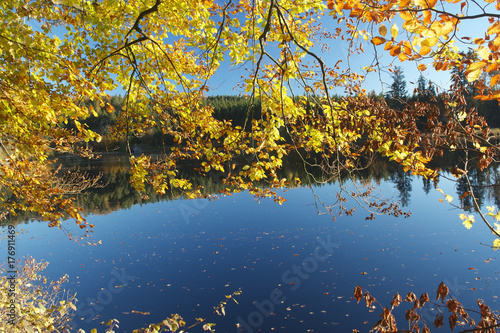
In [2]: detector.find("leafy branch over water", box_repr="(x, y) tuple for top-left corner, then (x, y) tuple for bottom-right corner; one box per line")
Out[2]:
(355, 283), (500, 333)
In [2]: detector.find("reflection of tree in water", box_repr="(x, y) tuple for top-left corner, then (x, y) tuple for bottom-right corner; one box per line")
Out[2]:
(422, 177), (432, 195)
(488, 167), (500, 208)
(5, 152), (500, 226)
(456, 167), (486, 211)
(390, 167), (413, 207)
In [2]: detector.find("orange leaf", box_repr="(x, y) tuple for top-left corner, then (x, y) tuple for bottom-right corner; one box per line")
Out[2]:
(403, 41), (412, 55)
(427, 0), (437, 7)
(418, 63), (428, 71)
(398, 53), (409, 62)
(491, 90), (500, 99)
(390, 46), (401, 56)
(371, 36), (386, 45)
(486, 63), (499, 72)
(420, 46), (431, 56)
(424, 10), (432, 24)
(491, 74), (500, 87)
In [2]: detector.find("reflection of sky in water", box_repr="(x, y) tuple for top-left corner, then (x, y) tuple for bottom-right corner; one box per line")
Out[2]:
(3, 176), (500, 333)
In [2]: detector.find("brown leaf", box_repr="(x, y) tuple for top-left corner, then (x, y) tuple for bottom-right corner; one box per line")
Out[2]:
(420, 292), (429, 306)
(354, 286), (362, 303)
(405, 292), (417, 303)
(434, 314), (444, 328)
(391, 292), (402, 308)
(449, 313), (458, 331)
(436, 282), (449, 302)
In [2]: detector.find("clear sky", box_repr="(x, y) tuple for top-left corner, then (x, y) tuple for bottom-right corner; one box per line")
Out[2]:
(206, 4), (493, 97)
(34, 1), (492, 98)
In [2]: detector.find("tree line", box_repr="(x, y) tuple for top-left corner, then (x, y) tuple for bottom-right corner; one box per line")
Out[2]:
(75, 78), (500, 155)
(385, 64), (500, 128)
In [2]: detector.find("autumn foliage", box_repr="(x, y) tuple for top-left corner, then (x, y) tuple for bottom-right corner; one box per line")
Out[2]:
(355, 282), (500, 333)
(1, 0), (500, 239)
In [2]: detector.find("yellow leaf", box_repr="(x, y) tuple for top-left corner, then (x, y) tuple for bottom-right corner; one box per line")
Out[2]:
(466, 61), (487, 82)
(379, 24), (387, 37)
(477, 46), (490, 60)
(421, 37), (439, 48)
(400, 10), (412, 21)
(391, 23), (399, 39)
(487, 22), (500, 35)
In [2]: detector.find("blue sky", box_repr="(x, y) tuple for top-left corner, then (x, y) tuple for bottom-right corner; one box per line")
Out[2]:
(206, 4), (493, 97)
(32, 1), (492, 98)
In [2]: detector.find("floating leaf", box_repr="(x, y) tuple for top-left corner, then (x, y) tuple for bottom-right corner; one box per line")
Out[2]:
(354, 286), (362, 303)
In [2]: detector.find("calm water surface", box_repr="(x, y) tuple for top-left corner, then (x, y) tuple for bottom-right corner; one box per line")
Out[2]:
(2, 174), (500, 333)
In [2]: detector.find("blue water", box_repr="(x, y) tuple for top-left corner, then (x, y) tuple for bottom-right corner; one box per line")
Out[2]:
(3, 176), (500, 333)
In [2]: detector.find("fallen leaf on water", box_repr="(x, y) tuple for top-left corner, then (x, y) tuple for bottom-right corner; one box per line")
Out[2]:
(131, 310), (150, 315)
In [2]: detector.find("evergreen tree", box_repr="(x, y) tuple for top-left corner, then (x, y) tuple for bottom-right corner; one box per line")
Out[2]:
(385, 66), (408, 110)
(416, 74), (427, 101)
(386, 66), (408, 100)
(415, 74), (437, 102)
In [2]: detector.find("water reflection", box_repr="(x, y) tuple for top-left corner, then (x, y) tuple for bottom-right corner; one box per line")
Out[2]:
(390, 167), (413, 207)
(4, 151), (499, 225)
(1, 153), (500, 333)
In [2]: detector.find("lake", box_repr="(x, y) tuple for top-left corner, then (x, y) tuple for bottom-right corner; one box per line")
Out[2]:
(2, 158), (500, 333)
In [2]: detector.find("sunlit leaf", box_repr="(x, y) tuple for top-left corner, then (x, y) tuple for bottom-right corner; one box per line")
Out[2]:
(391, 23), (399, 38)
(419, 46), (432, 56)
(371, 37), (386, 45)
(466, 61), (487, 82)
